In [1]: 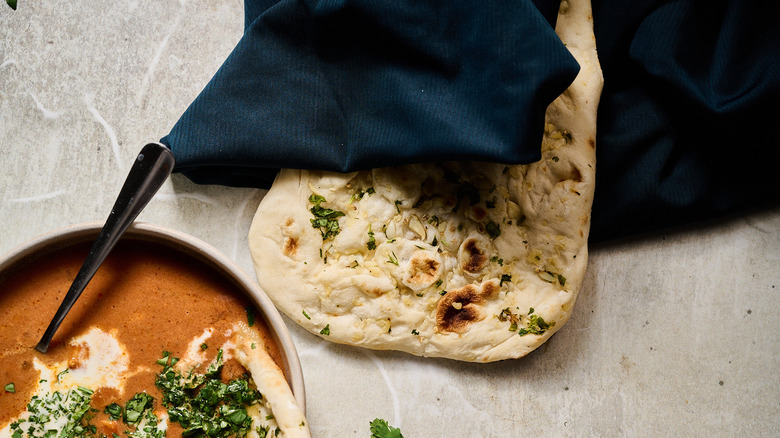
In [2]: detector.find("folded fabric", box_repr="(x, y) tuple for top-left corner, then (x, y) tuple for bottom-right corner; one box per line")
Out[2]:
(589, 0), (780, 242)
(162, 0), (780, 242)
(161, 0), (579, 188)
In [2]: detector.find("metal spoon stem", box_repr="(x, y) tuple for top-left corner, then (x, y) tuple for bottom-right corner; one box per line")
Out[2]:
(35, 143), (175, 353)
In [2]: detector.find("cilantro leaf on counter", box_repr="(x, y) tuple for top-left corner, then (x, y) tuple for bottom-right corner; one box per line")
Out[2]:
(370, 418), (404, 438)
(6, 0), (17, 11)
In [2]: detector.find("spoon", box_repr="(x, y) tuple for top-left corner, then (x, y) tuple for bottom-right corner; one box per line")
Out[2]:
(35, 142), (175, 353)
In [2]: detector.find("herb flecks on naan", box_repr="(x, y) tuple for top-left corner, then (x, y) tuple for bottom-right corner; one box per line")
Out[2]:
(249, 0), (602, 362)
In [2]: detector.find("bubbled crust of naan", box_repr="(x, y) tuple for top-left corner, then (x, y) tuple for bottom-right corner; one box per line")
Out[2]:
(249, 0), (602, 362)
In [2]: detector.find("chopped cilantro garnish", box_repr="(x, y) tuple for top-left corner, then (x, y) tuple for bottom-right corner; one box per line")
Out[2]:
(319, 324), (330, 335)
(201, 343), (208, 350)
(485, 221), (501, 239)
(394, 199), (403, 213)
(125, 392), (154, 425)
(367, 187), (376, 195)
(490, 256), (504, 266)
(9, 386), (96, 437)
(411, 329), (420, 336)
(370, 418), (405, 438)
(500, 274), (512, 286)
(155, 351), (262, 437)
(387, 252), (399, 266)
(498, 308), (520, 332)
(558, 274), (567, 286)
(104, 402), (123, 420)
(56, 368), (70, 382)
(246, 306), (255, 327)
(205, 348), (224, 377)
(156, 351), (179, 367)
(11, 349), (270, 438)
(4, 382), (14, 393)
(518, 314), (555, 336)
(302, 309), (311, 320)
(428, 215), (440, 226)
(349, 189), (365, 203)
(498, 307), (514, 322)
(309, 194), (345, 240)
(431, 236), (438, 246)
(367, 230), (377, 250)
(434, 279), (443, 288)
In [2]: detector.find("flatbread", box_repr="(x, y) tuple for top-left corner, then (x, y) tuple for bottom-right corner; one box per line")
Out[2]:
(248, 0), (602, 362)
(231, 323), (311, 438)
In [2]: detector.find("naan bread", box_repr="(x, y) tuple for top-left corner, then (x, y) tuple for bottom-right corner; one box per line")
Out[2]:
(231, 324), (311, 438)
(249, 0), (602, 362)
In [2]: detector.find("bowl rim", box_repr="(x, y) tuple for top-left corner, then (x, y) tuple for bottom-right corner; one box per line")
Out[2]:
(0, 221), (306, 413)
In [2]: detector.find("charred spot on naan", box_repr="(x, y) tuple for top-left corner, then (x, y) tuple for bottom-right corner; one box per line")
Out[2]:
(458, 237), (489, 274)
(284, 237), (299, 256)
(436, 281), (499, 334)
(404, 251), (442, 289)
(469, 205), (487, 222)
(281, 217), (301, 257)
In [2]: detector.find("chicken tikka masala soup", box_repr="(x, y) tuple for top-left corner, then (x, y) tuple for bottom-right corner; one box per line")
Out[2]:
(0, 237), (308, 437)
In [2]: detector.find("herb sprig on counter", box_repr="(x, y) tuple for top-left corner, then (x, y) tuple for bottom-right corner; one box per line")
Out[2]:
(370, 418), (404, 438)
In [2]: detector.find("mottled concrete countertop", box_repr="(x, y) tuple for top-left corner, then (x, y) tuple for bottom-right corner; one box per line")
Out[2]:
(1, 2), (778, 436)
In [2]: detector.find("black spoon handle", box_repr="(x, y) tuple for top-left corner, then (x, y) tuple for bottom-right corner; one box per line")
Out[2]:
(35, 143), (175, 353)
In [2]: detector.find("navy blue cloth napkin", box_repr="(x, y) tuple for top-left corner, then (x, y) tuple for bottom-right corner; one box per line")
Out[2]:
(589, 0), (780, 242)
(162, 0), (578, 187)
(162, 0), (780, 242)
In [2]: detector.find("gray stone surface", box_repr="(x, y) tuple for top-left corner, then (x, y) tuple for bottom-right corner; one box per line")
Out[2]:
(2, 1), (779, 436)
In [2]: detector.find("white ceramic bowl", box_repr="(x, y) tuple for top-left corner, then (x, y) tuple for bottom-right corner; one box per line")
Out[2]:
(0, 221), (306, 413)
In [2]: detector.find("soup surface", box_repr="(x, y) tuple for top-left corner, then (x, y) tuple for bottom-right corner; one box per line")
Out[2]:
(0, 238), (282, 435)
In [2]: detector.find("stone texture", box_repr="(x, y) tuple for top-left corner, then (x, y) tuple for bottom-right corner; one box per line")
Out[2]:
(1, 1), (779, 436)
